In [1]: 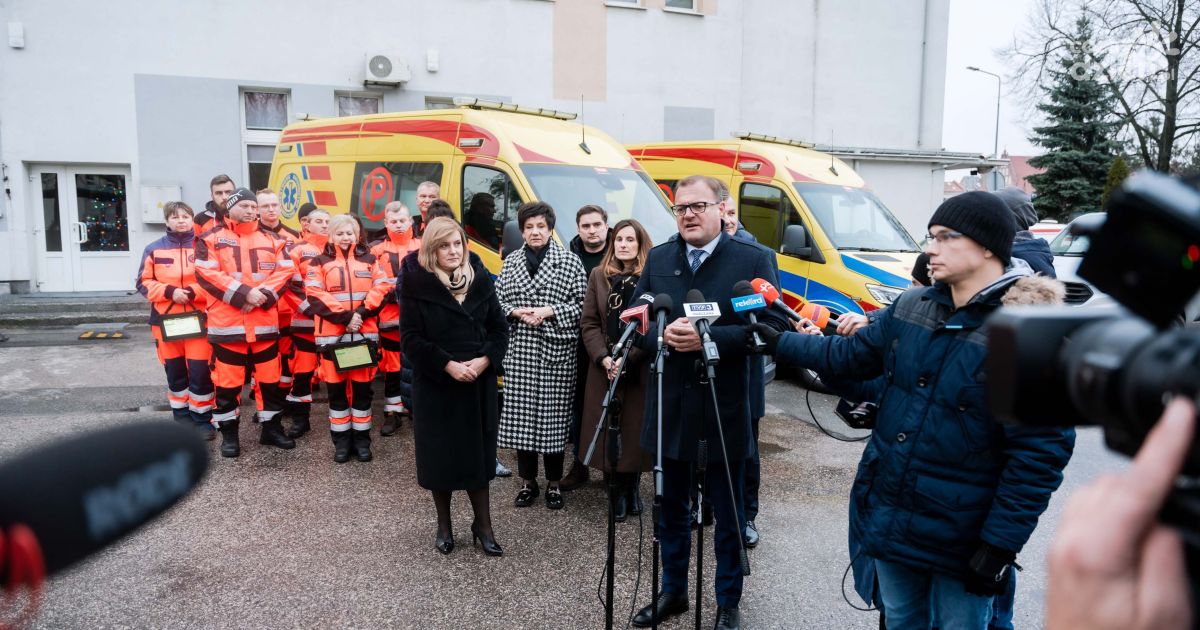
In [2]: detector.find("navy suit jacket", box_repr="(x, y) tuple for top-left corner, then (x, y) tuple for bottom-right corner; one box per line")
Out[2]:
(634, 232), (788, 462)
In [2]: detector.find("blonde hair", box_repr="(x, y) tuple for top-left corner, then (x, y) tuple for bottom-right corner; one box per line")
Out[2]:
(419, 217), (468, 272)
(328, 214), (361, 239)
(384, 201), (410, 216)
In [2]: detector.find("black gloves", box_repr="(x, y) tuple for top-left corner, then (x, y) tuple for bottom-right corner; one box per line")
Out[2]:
(964, 542), (1019, 596)
(746, 323), (781, 355)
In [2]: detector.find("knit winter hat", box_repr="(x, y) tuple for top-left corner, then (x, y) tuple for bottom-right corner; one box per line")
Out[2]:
(225, 187), (257, 211)
(928, 191), (1017, 265)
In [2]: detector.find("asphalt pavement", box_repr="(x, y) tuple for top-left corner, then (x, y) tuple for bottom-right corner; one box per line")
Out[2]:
(0, 326), (1126, 629)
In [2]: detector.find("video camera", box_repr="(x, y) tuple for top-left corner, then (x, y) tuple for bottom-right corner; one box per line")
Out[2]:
(987, 170), (1200, 476)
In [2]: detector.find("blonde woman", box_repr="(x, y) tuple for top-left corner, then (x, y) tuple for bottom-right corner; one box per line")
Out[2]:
(400, 217), (508, 556)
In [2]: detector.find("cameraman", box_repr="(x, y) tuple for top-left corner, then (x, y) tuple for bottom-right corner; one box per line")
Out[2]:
(752, 192), (1076, 628)
(1047, 397), (1195, 630)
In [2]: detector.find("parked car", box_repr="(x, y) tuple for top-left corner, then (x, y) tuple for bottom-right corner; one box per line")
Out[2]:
(1051, 212), (1200, 324)
(1030, 219), (1066, 241)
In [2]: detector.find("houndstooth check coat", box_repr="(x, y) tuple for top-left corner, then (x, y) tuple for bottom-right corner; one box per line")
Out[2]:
(495, 241), (588, 453)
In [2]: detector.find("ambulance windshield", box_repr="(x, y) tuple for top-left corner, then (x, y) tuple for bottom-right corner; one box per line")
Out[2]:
(793, 183), (919, 252)
(521, 164), (676, 245)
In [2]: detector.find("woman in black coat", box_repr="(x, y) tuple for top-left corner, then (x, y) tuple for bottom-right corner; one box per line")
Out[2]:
(400, 217), (508, 557)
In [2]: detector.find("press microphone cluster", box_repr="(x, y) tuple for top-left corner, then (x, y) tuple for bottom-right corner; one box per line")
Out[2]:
(684, 289), (721, 365)
(609, 293), (655, 359)
(750, 277), (839, 331)
(731, 280), (767, 351)
(0, 421), (209, 580)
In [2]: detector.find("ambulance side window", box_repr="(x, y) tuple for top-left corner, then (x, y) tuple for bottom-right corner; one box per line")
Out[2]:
(461, 165), (523, 251)
(739, 183), (804, 251)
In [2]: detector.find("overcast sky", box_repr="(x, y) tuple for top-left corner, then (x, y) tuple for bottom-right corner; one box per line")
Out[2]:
(942, 0), (1040, 162)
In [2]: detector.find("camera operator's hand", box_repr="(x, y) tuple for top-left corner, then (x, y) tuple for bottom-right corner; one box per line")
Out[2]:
(835, 312), (869, 336)
(1046, 397), (1195, 630)
(745, 323), (781, 355)
(964, 541), (1017, 596)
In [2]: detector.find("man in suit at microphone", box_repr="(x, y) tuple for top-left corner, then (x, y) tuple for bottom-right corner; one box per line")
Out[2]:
(630, 175), (787, 630)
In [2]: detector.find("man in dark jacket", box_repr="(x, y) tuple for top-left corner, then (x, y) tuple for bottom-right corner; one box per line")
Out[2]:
(754, 191), (1075, 629)
(629, 175), (788, 630)
(994, 187), (1055, 277)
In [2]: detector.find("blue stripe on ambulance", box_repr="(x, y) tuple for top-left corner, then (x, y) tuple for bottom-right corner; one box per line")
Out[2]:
(840, 253), (909, 288)
(778, 269), (865, 316)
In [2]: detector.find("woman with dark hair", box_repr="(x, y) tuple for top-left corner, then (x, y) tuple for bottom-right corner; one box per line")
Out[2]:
(496, 202), (588, 510)
(578, 219), (653, 521)
(400, 217), (508, 556)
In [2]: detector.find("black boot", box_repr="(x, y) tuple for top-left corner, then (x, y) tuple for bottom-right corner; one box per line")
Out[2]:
(286, 401), (310, 438)
(352, 429), (373, 462)
(380, 411), (400, 437)
(219, 420), (240, 458)
(627, 479), (644, 516)
(331, 430), (352, 463)
(259, 418), (296, 449)
(560, 459), (590, 492)
(613, 492), (628, 523)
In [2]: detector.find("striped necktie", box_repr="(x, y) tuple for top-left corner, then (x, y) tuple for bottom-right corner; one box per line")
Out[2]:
(689, 249), (706, 273)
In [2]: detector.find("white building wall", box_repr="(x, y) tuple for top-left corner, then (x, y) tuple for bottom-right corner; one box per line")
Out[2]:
(0, 0), (949, 290)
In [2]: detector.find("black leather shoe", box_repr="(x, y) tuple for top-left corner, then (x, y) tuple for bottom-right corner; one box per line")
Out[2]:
(514, 482), (539, 508)
(627, 485), (644, 516)
(713, 606), (740, 630)
(435, 527), (454, 555)
(380, 412), (400, 437)
(471, 524), (503, 557)
(559, 461), (590, 491)
(219, 421), (240, 458)
(632, 591), (689, 627)
(331, 430), (352, 464)
(258, 419), (296, 449)
(545, 486), (565, 510)
(286, 414), (310, 439)
(744, 520), (760, 548)
(352, 429), (372, 462)
(613, 492), (628, 523)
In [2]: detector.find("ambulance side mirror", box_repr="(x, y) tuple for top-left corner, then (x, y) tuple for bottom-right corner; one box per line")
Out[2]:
(501, 220), (523, 257)
(780, 224), (824, 263)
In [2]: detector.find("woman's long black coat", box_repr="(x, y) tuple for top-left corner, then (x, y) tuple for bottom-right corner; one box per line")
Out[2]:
(399, 257), (508, 491)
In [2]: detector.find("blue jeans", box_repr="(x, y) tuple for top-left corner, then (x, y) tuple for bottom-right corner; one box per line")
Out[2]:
(989, 571), (1016, 630)
(875, 560), (993, 629)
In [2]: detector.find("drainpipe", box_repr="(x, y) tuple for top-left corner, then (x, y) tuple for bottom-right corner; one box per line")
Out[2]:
(915, 0), (931, 148)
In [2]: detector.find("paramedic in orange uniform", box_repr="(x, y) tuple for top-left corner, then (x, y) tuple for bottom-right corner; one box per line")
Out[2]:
(369, 201), (421, 436)
(194, 187), (297, 458)
(136, 201), (215, 439)
(306, 214), (390, 463)
(282, 204), (330, 438)
(256, 188), (302, 402)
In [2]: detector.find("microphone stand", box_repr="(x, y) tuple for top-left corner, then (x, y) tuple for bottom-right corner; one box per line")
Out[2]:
(582, 340), (637, 630)
(650, 320), (669, 630)
(692, 341), (752, 630)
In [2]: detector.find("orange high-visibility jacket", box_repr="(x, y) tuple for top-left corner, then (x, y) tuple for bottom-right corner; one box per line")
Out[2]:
(368, 228), (421, 331)
(263, 222), (301, 326)
(136, 230), (207, 326)
(194, 220), (295, 344)
(305, 243), (389, 347)
(287, 231), (329, 336)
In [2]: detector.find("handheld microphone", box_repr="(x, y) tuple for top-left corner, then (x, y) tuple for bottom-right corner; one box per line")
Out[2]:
(684, 289), (721, 365)
(610, 293), (654, 359)
(731, 280), (767, 352)
(751, 278), (804, 323)
(798, 302), (839, 329)
(0, 421), (209, 577)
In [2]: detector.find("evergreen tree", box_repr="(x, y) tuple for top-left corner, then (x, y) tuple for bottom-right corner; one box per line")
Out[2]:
(1027, 18), (1119, 222)
(1101, 155), (1130, 208)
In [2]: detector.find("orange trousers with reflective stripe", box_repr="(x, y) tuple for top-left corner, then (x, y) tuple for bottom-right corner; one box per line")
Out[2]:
(211, 341), (283, 425)
(152, 327), (214, 426)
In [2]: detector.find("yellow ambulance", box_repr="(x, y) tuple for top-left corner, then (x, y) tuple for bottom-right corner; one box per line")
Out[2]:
(268, 98), (677, 271)
(629, 134), (921, 316)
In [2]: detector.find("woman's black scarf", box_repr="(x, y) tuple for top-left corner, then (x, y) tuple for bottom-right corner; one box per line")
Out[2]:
(524, 243), (549, 277)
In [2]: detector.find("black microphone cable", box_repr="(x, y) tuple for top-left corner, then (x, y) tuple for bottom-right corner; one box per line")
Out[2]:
(804, 386), (870, 443)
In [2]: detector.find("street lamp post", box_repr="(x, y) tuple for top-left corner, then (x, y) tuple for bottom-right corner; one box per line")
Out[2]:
(967, 66), (1002, 191)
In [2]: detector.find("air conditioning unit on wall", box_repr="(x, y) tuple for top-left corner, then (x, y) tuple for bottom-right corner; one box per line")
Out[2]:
(364, 54), (411, 87)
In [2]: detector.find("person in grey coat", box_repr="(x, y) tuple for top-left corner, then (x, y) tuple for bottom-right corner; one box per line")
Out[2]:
(496, 202), (588, 510)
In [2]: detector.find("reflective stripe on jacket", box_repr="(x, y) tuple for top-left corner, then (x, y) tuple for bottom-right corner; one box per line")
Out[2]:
(307, 243), (389, 346)
(194, 219), (294, 343)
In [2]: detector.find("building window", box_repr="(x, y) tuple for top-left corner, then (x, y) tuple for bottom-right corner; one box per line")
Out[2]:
(337, 93), (381, 117)
(665, 0), (695, 9)
(606, 0), (643, 7)
(425, 96), (455, 110)
(243, 91), (288, 130)
(246, 145), (275, 192)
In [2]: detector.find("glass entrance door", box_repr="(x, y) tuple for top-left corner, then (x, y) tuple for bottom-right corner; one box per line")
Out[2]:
(32, 166), (132, 292)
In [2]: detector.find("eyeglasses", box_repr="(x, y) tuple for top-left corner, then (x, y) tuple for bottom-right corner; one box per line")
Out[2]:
(670, 201), (719, 216)
(925, 230), (965, 244)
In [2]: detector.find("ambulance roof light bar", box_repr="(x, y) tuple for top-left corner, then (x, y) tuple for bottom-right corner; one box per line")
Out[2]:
(732, 132), (814, 149)
(453, 97), (578, 121)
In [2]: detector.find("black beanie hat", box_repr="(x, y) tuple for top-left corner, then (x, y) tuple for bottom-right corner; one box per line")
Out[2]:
(927, 191), (1017, 265)
(225, 187), (257, 211)
(912, 252), (931, 287)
